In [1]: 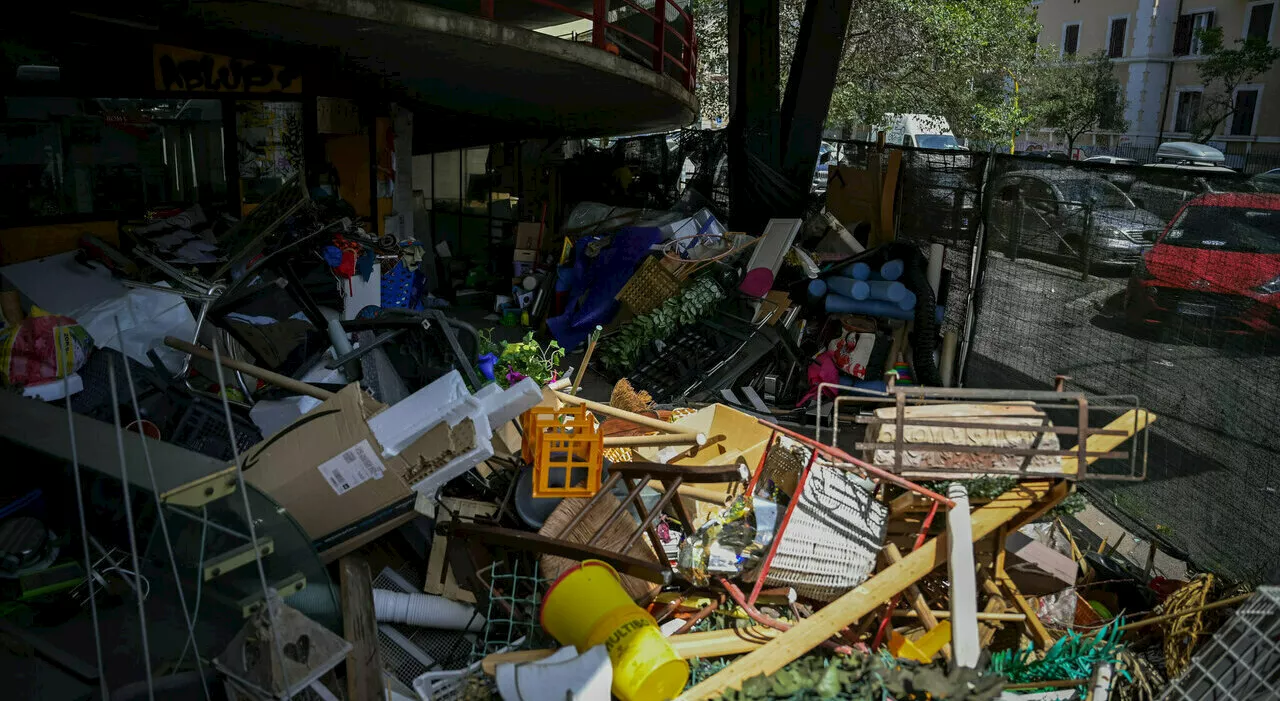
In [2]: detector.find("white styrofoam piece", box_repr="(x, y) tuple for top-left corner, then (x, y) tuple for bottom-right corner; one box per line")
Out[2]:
(368, 370), (469, 457)
(408, 401), (494, 498)
(486, 377), (542, 427)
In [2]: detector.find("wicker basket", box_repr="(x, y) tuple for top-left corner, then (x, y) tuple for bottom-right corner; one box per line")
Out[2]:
(758, 449), (887, 602)
(615, 256), (682, 315)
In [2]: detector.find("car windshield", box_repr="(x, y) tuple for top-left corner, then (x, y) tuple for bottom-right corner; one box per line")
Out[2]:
(1164, 205), (1280, 253)
(915, 134), (960, 150)
(1054, 178), (1134, 209)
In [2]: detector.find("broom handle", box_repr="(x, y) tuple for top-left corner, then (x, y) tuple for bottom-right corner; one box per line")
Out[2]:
(164, 336), (334, 401)
(569, 326), (602, 396)
(603, 433), (704, 448)
(554, 391), (705, 443)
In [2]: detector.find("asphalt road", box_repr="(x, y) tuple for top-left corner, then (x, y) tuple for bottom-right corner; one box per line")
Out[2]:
(966, 254), (1280, 582)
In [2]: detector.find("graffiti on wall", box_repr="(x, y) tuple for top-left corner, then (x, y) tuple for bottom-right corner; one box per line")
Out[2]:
(154, 45), (301, 93)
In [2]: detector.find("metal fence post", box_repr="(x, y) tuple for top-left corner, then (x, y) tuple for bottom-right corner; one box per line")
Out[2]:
(1012, 195), (1025, 262)
(1080, 201), (1093, 281)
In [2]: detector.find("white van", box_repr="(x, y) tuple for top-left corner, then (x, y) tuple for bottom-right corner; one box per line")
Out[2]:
(876, 114), (963, 150)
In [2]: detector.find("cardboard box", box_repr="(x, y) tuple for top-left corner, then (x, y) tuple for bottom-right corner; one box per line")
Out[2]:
(515, 223), (541, 250)
(243, 383), (461, 541)
(1004, 530), (1078, 595)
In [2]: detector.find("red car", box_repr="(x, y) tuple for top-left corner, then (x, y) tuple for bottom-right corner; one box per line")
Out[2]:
(1125, 192), (1280, 336)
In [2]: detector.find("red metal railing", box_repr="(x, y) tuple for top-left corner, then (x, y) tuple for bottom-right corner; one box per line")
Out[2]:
(477, 0), (697, 92)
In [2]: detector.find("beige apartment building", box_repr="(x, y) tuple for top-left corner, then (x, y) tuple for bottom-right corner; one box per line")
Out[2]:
(1028, 0), (1279, 169)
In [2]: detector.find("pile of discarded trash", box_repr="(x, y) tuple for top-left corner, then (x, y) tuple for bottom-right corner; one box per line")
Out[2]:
(1, 168), (1274, 701)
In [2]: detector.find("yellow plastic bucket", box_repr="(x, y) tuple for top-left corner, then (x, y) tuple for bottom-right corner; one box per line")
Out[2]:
(541, 560), (689, 701)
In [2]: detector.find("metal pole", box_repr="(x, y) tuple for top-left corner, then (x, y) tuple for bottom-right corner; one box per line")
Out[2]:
(653, 0), (667, 74)
(593, 0), (607, 49)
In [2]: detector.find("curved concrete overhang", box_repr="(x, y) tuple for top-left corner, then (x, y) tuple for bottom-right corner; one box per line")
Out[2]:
(185, 0), (698, 144)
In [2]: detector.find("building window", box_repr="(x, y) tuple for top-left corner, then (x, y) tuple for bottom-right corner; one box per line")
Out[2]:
(1174, 90), (1203, 133)
(1063, 23), (1081, 56)
(1175, 11), (1216, 56)
(0, 98), (227, 223)
(1108, 17), (1129, 58)
(1246, 2), (1276, 42)
(1230, 89), (1260, 135)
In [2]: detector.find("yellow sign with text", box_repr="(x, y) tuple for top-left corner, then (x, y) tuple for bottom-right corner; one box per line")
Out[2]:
(154, 45), (301, 93)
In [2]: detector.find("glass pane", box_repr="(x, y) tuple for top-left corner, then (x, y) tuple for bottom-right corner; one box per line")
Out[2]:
(236, 101), (304, 206)
(433, 149), (461, 213)
(0, 98), (226, 222)
(462, 147), (489, 216)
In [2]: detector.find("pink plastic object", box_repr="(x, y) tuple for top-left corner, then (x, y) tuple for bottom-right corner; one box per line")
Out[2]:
(738, 267), (774, 298)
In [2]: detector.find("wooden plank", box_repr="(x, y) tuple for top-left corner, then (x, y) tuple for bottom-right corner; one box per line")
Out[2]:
(1062, 408), (1155, 475)
(996, 573), (1055, 650)
(481, 626), (782, 675)
(340, 556), (383, 701)
(883, 543), (949, 660)
(677, 480), (1057, 700)
(425, 498), (497, 602)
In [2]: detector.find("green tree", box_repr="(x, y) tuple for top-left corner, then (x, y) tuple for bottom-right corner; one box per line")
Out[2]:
(1028, 50), (1126, 155)
(1189, 27), (1280, 142)
(689, 0), (1040, 144)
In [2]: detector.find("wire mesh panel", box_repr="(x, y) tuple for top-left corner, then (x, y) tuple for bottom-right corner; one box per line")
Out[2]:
(1160, 587), (1279, 701)
(966, 155), (1280, 581)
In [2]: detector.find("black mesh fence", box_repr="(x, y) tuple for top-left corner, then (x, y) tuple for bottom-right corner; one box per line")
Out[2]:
(569, 129), (1279, 582)
(963, 154), (1280, 582)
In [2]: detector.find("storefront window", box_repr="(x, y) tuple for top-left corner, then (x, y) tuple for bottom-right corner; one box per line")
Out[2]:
(1, 98), (226, 222)
(236, 101), (304, 206)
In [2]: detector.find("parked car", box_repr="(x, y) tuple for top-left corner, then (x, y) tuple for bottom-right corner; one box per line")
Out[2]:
(1129, 142), (1240, 221)
(1125, 193), (1280, 336)
(1084, 156), (1139, 166)
(1247, 168), (1280, 194)
(1082, 155), (1140, 191)
(813, 141), (834, 193)
(985, 170), (1166, 267)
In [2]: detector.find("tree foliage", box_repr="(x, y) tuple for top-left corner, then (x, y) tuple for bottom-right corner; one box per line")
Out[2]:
(1189, 27), (1280, 142)
(690, 0), (1041, 143)
(1026, 50), (1127, 153)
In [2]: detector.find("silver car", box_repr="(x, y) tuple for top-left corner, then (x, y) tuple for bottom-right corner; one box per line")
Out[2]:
(986, 170), (1166, 268)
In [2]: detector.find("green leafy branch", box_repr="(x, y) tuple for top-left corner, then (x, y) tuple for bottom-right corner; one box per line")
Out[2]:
(599, 274), (726, 374)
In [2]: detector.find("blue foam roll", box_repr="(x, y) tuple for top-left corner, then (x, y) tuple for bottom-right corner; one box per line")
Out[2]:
(880, 259), (905, 281)
(807, 279), (828, 298)
(824, 294), (915, 320)
(867, 280), (907, 302)
(936, 305), (945, 325)
(826, 277), (870, 300)
(898, 289), (917, 310)
(841, 261), (872, 280)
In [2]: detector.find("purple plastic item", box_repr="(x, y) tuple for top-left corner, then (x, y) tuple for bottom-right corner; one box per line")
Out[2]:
(739, 268), (774, 297)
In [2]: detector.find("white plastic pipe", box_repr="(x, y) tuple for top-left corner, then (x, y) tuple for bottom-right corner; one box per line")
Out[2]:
(496, 645), (612, 701)
(946, 483), (980, 668)
(371, 589), (485, 632)
(927, 243), (945, 298)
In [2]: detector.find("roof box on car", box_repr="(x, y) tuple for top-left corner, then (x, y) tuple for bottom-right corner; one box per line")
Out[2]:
(1154, 141), (1225, 165)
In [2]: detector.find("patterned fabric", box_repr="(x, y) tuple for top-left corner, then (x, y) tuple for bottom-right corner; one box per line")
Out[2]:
(0, 309), (92, 387)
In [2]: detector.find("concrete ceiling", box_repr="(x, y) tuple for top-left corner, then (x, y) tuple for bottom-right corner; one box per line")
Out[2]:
(183, 0), (698, 149)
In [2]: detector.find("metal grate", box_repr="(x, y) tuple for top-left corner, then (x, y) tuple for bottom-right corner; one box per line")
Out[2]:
(372, 567), (476, 691)
(1161, 587), (1279, 701)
